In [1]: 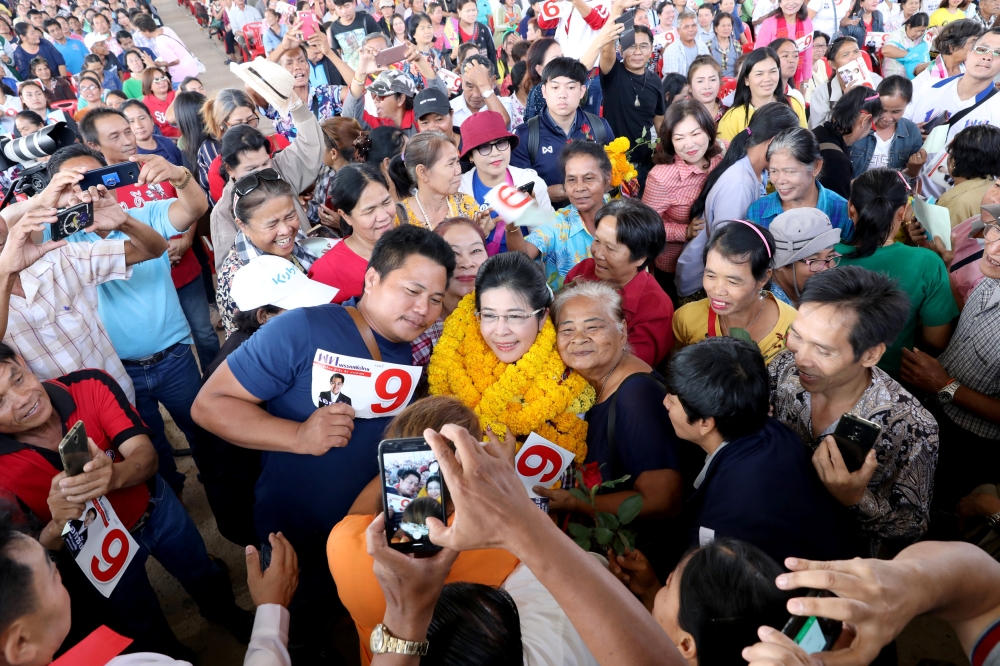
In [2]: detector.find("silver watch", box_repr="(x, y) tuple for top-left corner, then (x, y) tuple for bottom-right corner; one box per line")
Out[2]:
(937, 380), (961, 404)
(481, 88), (494, 99)
(370, 623), (429, 656)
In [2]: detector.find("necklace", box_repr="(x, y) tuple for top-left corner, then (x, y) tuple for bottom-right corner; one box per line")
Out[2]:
(413, 192), (456, 229)
(596, 350), (625, 402)
(721, 293), (767, 339)
(627, 68), (649, 107)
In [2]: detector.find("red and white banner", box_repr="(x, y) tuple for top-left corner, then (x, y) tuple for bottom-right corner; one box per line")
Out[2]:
(311, 349), (422, 419)
(515, 432), (575, 498)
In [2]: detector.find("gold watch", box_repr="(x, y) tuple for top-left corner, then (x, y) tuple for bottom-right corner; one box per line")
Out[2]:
(370, 623), (429, 656)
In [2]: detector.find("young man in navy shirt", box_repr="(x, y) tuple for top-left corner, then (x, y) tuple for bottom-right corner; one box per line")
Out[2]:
(193, 225), (455, 662)
(664, 336), (862, 565)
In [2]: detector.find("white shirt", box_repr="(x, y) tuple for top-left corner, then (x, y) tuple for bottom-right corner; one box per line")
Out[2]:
(539, 0), (611, 60)
(450, 94), (490, 127)
(808, 70), (883, 129)
(227, 4), (263, 33)
(868, 132), (892, 170)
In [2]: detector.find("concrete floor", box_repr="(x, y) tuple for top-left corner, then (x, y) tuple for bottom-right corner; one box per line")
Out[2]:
(147, 3), (975, 663)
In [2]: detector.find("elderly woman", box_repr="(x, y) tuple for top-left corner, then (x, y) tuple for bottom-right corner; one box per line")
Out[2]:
(542, 279), (692, 572)
(458, 110), (552, 255)
(215, 169), (319, 336)
(767, 208), (842, 306)
(565, 200), (674, 368)
(673, 220), (797, 363)
(391, 131), (483, 229)
(745, 127), (851, 235)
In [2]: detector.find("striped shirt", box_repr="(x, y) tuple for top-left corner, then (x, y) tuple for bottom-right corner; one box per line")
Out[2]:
(4, 241), (135, 404)
(642, 153), (723, 273)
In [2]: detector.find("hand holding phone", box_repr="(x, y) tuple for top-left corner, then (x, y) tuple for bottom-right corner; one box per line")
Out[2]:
(58, 421), (90, 477)
(51, 201), (94, 242)
(831, 413), (881, 473)
(78, 162), (141, 191)
(379, 437), (448, 553)
(781, 591), (843, 653)
(299, 10), (317, 38)
(375, 43), (409, 68)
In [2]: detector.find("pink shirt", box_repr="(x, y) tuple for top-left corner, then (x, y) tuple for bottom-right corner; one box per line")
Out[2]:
(754, 15), (814, 86)
(153, 32), (199, 82)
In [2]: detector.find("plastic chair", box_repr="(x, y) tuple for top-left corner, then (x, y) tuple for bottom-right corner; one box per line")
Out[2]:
(241, 22), (266, 61)
(719, 76), (737, 100)
(1, 77), (16, 93)
(51, 99), (77, 115)
(742, 42), (754, 53)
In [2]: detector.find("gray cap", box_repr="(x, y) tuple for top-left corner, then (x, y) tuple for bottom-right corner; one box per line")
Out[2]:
(770, 208), (842, 268)
(367, 70), (416, 98)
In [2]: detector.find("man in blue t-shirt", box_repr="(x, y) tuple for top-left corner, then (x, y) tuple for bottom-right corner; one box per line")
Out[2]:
(44, 19), (88, 75)
(193, 225), (455, 662)
(664, 336), (863, 565)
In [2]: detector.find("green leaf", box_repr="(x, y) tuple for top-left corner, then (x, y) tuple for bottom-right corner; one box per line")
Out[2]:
(568, 488), (591, 505)
(612, 536), (626, 556)
(728, 327), (753, 343)
(594, 527), (614, 546)
(617, 494), (644, 525)
(620, 529), (637, 551)
(574, 469), (585, 487)
(595, 511), (620, 531)
(567, 522), (593, 539)
(573, 536), (592, 550)
(616, 531), (631, 555)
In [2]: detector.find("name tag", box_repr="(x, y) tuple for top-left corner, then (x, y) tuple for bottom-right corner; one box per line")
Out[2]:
(63, 496), (138, 597)
(311, 349), (422, 419)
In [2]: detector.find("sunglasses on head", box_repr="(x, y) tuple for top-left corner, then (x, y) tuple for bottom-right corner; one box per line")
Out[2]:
(234, 168), (282, 198)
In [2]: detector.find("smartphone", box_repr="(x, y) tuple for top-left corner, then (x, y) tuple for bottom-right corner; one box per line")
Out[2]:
(58, 421), (90, 477)
(832, 413), (881, 473)
(781, 591), (842, 654)
(375, 43), (409, 68)
(379, 437), (447, 553)
(299, 10), (316, 38)
(517, 181), (535, 196)
(51, 201), (93, 241)
(616, 8), (635, 48)
(78, 162), (140, 191)
(923, 110), (951, 133)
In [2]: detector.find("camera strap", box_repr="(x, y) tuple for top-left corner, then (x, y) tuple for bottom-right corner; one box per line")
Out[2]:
(346, 306), (382, 362)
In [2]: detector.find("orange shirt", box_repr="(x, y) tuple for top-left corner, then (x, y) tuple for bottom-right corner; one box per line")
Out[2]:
(327, 514), (520, 664)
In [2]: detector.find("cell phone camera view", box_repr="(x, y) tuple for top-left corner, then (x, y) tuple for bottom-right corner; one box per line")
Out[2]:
(379, 438), (446, 553)
(781, 591), (842, 654)
(51, 201), (93, 242)
(58, 420), (90, 477)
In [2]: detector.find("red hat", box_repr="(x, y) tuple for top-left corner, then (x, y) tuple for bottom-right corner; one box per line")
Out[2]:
(460, 110), (519, 160)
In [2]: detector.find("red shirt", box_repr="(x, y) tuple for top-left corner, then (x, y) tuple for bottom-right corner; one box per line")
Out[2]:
(565, 260), (675, 367)
(306, 240), (367, 304)
(0, 370), (154, 531)
(361, 107), (415, 133)
(142, 90), (180, 138)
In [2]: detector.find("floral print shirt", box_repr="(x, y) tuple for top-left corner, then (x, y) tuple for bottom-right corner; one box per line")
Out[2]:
(525, 196), (610, 288)
(769, 349), (939, 555)
(264, 84), (345, 141)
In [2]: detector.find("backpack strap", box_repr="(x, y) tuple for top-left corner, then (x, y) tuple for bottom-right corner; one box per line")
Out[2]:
(584, 111), (607, 145)
(606, 372), (666, 485)
(527, 115), (540, 164)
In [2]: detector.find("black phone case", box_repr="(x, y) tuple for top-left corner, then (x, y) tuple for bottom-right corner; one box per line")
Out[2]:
(51, 201), (93, 242)
(832, 415), (880, 473)
(78, 162), (141, 191)
(378, 438), (447, 554)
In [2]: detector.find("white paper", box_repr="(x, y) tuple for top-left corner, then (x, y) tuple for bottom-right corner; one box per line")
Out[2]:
(865, 31), (890, 48)
(515, 432), (576, 498)
(795, 33), (814, 52)
(484, 183), (551, 228)
(838, 56), (874, 89)
(274, 1), (294, 13)
(913, 196), (953, 250)
(437, 69), (461, 96)
(310, 350), (422, 419)
(922, 123), (949, 155)
(538, 0), (566, 22)
(62, 496), (139, 598)
(698, 526), (716, 546)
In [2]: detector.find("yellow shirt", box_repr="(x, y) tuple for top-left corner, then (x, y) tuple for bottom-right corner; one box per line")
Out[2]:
(935, 178), (994, 228)
(717, 99), (808, 143)
(672, 292), (798, 364)
(399, 192), (481, 228)
(929, 6), (964, 26)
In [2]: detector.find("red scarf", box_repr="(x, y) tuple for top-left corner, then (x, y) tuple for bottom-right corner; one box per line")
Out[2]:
(775, 14), (806, 40)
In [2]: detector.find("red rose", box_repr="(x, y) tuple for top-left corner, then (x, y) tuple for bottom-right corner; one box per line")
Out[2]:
(580, 461), (603, 490)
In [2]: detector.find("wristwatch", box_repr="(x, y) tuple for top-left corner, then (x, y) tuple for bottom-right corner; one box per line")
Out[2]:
(370, 624), (429, 656)
(481, 88), (495, 99)
(937, 380), (961, 404)
(988, 510), (1000, 528)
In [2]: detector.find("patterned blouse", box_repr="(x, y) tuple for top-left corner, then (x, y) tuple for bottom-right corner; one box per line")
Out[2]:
(768, 349), (939, 554)
(263, 84), (345, 141)
(399, 193), (481, 229)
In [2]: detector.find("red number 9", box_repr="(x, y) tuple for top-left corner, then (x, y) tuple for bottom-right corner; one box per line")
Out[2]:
(371, 369), (413, 414)
(91, 528), (130, 583)
(516, 445), (564, 484)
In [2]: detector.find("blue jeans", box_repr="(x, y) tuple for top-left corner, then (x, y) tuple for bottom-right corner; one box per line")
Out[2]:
(108, 475), (224, 658)
(123, 343), (202, 493)
(584, 75), (602, 117)
(176, 277), (221, 371)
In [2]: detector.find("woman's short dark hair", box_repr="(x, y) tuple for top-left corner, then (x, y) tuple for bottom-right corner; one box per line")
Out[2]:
(798, 266), (910, 359)
(509, 60), (528, 96)
(14, 109), (44, 129)
(233, 173), (296, 224)
(904, 11), (929, 27)
(593, 199), (666, 268)
(220, 124), (270, 180)
(813, 30), (830, 45)
(524, 37), (558, 93)
(353, 125), (406, 165)
(369, 225), (456, 283)
(654, 99), (721, 165)
(703, 220), (775, 282)
(934, 18), (983, 55)
(540, 56), (588, 85)
(948, 124), (1000, 181)
(329, 163), (389, 220)
(712, 10), (733, 28)
(233, 304), (282, 335)
(475, 251), (551, 321)
(426, 582), (522, 666)
(120, 98), (151, 117)
(559, 139), (612, 182)
(877, 74), (913, 102)
(828, 86), (882, 136)
(661, 72), (689, 109)
(407, 11), (431, 40)
(667, 337), (771, 439)
(677, 539), (791, 664)
(847, 167), (909, 259)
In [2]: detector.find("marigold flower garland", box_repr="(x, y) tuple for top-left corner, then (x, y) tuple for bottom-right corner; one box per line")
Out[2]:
(605, 137), (639, 188)
(427, 294), (596, 462)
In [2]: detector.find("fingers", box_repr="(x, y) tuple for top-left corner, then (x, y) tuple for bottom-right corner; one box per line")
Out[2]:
(531, 485), (554, 498)
(824, 436), (847, 471)
(245, 544), (262, 582)
(858, 449), (878, 480)
(365, 512), (389, 557)
(776, 567), (864, 598)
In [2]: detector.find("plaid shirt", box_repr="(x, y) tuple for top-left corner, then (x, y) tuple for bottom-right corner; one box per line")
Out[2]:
(4, 242), (135, 404)
(411, 319), (443, 366)
(939, 278), (1000, 439)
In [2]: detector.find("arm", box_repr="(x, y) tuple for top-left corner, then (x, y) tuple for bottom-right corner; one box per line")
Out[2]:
(901, 347), (1000, 427)
(273, 103), (325, 194)
(57, 436), (158, 504)
(881, 44), (909, 58)
(462, 60), (510, 126)
(0, 208), (68, 342)
(594, 1), (630, 73)
(268, 18), (303, 62)
(502, 221), (541, 259)
(918, 322), (953, 354)
(83, 184), (170, 265)
(130, 154), (208, 232)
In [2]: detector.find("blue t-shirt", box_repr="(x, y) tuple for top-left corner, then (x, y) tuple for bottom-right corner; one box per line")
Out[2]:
(309, 60), (329, 88)
(471, 170), (527, 254)
(52, 38), (89, 75)
(13, 41), (67, 79)
(137, 134), (184, 166)
(225, 304), (412, 551)
(57, 199), (193, 359)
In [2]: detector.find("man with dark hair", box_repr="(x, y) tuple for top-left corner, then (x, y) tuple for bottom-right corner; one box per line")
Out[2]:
(451, 55), (511, 128)
(511, 57), (614, 209)
(666, 336), (859, 564)
(326, 0), (380, 69)
(48, 135), (209, 496)
(318, 373), (351, 406)
(911, 19), (984, 95)
(389, 468), (421, 498)
(43, 17), (87, 74)
(808, 36), (883, 129)
(770, 265), (939, 555)
(193, 224), (455, 662)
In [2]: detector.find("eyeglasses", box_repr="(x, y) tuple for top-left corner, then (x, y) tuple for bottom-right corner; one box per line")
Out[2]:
(475, 308), (543, 325)
(801, 254), (842, 271)
(475, 138), (511, 156)
(79, 84), (99, 92)
(225, 114), (259, 129)
(973, 45), (1000, 58)
(234, 167), (282, 198)
(624, 41), (653, 52)
(985, 222), (1000, 243)
(152, 76), (168, 83)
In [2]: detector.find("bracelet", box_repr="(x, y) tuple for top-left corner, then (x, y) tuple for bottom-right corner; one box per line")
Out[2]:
(354, 76), (366, 85)
(170, 168), (192, 190)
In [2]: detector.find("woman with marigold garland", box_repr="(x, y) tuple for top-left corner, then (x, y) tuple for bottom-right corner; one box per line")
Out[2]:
(427, 251), (596, 462)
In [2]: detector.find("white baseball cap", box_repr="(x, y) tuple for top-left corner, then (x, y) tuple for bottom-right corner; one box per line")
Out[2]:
(231, 255), (339, 311)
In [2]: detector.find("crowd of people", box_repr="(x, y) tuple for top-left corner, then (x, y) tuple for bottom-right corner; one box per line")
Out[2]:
(0, 0), (998, 662)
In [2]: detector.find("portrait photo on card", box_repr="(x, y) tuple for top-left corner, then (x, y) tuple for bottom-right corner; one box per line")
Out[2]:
(310, 349), (422, 418)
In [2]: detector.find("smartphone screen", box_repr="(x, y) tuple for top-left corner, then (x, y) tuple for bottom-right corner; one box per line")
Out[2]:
(51, 201), (93, 241)
(781, 591), (841, 653)
(379, 438), (446, 553)
(793, 617), (829, 654)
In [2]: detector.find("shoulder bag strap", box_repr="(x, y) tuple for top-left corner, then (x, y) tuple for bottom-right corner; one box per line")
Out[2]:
(584, 111), (606, 145)
(947, 85), (999, 128)
(527, 115), (540, 163)
(818, 141), (843, 153)
(606, 372), (666, 482)
(345, 306), (382, 362)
